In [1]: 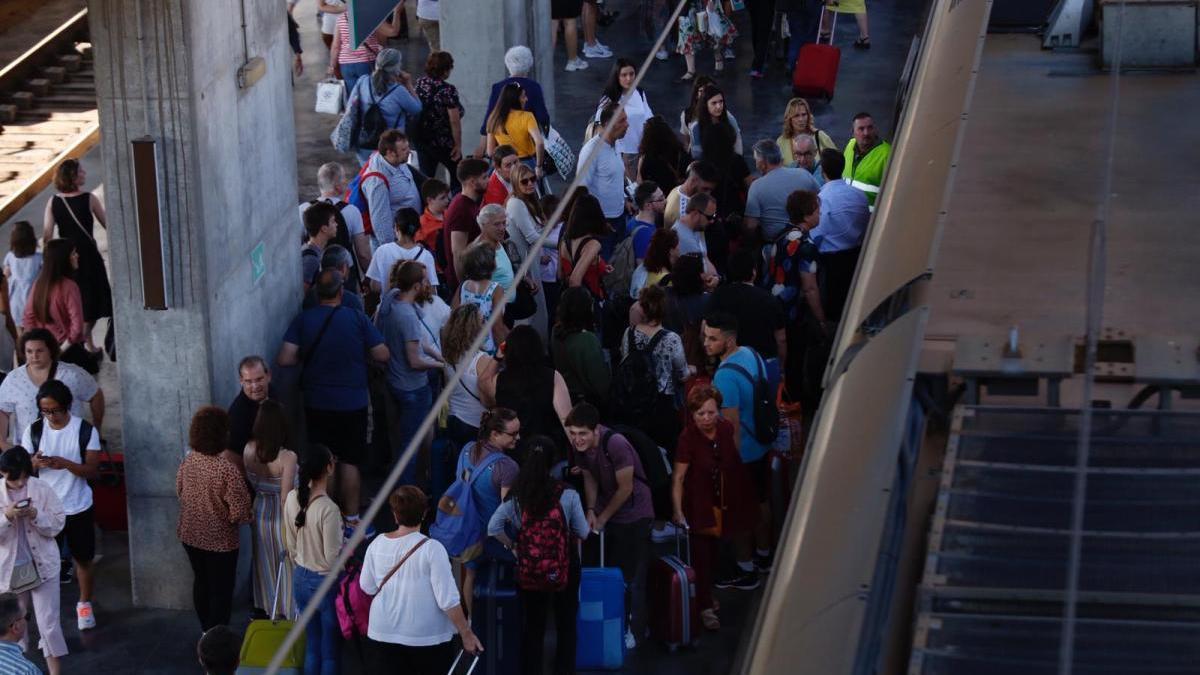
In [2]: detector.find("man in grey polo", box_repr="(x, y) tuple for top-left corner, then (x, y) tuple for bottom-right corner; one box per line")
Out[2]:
(744, 139), (819, 242)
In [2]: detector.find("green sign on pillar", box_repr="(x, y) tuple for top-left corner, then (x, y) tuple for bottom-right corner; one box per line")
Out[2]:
(348, 0), (400, 49)
(251, 242), (266, 284)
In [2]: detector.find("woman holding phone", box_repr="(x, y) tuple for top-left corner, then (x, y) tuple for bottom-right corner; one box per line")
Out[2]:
(0, 446), (67, 674)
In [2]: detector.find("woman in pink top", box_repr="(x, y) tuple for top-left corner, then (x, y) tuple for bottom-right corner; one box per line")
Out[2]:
(22, 240), (88, 372)
(328, 9), (402, 94)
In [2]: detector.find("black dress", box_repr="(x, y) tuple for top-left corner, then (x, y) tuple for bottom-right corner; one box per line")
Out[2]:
(51, 193), (113, 322)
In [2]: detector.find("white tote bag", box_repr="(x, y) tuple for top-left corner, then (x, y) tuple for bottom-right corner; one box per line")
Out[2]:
(315, 79), (345, 115)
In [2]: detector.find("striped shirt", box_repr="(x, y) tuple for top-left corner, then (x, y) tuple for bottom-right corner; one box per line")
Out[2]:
(336, 13), (383, 65)
(0, 641), (40, 674)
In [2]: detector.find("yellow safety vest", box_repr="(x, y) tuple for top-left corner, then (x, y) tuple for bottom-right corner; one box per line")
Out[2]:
(842, 139), (892, 210)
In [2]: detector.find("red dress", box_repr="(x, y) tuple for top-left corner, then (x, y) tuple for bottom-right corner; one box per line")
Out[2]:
(675, 418), (758, 537)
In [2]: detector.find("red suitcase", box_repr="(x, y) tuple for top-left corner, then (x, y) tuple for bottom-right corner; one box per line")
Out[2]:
(647, 530), (699, 650)
(792, 9), (841, 101)
(92, 447), (127, 531)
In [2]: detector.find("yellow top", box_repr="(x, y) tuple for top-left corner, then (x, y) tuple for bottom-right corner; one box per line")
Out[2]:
(492, 110), (539, 158)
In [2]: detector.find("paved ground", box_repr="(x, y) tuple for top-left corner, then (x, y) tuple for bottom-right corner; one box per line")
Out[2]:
(8, 0), (923, 671)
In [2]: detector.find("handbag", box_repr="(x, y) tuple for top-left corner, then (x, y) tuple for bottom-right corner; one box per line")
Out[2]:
(331, 94), (361, 152)
(61, 342), (100, 375)
(706, 6), (730, 40)
(315, 78), (345, 115)
(11, 560), (41, 595)
(545, 126), (576, 181)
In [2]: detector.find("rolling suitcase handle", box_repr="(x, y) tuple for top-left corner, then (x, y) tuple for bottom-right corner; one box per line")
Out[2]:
(447, 648), (480, 675)
(270, 560), (285, 621)
(581, 529), (608, 568)
(673, 525), (692, 566)
(817, 5), (838, 45)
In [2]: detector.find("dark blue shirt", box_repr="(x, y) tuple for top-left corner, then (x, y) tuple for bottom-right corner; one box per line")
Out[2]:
(480, 77), (550, 135)
(283, 305), (384, 411)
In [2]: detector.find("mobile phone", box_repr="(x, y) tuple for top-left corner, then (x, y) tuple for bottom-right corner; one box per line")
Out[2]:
(15, 499), (30, 509)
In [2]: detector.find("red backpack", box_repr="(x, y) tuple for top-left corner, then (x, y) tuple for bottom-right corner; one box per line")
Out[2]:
(515, 484), (571, 592)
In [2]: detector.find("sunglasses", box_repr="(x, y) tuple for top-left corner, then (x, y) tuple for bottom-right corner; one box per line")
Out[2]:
(519, 177), (537, 185)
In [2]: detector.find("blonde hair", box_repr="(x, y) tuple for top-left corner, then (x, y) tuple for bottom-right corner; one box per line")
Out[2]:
(780, 98), (816, 140)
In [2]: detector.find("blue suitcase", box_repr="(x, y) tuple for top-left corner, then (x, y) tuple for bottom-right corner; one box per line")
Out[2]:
(472, 559), (522, 675)
(576, 533), (626, 670)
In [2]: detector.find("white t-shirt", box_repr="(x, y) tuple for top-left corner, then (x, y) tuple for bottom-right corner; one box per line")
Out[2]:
(21, 415), (98, 516)
(359, 533), (460, 646)
(4, 252), (41, 329)
(320, 1), (346, 34)
(298, 197), (365, 243)
(597, 90), (652, 156)
(366, 242), (440, 292)
(416, 0), (440, 21)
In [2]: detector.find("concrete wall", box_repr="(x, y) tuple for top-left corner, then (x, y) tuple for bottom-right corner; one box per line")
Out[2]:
(88, 0), (300, 609)
(442, 0), (555, 146)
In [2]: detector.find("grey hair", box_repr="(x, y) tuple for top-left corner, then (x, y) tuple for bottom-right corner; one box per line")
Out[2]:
(316, 162), (345, 193)
(752, 139), (783, 167)
(504, 46), (534, 76)
(792, 133), (818, 150)
(371, 48), (403, 95)
(321, 244), (353, 272)
(476, 203), (507, 226)
(0, 594), (20, 634)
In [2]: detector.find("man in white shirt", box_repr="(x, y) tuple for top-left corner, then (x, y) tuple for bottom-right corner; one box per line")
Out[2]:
(671, 192), (719, 289)
(576, 103), (629, 258)
(363, 130), (427, 247)
(299, 162), (371, 285)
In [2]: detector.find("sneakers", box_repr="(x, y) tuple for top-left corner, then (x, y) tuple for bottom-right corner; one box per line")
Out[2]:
(714, 570), (761, 591)
(624, 626), (637, 649)
(753, 551), (773, 573)
(650, 522), (682, 543)
(749, 69), (765, 79)
(60, 565), (73, 585)
(583, 42), (613, 59)
(724, 47), (736, 60)
(565, 58), (590, 72)
(701, 608), (721, 630)
(655, 48), (670, 61)
(76, 602), (96, 631)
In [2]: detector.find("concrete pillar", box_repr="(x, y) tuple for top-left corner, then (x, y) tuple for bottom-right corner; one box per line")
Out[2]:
(441, 0), (556, 147)
(88, 0), (300, 608)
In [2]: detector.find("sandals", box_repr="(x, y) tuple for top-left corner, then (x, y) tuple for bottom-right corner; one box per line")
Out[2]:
(714, 60), (725, 73)
(854, 37), (871, 50)
(701, 608), (721, 631)
(677, 71), (696, 82)
(819, 32), (832, 42)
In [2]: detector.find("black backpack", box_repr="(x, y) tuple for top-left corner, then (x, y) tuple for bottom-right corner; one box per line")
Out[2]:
(717, 352), (780, 446)
(612, 328), (665, 422)
(355, 84), (401, 150)
(601, 425), (673, 520)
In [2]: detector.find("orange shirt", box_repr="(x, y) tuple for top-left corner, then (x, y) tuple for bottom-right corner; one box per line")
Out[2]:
(418, 209), (443, 249)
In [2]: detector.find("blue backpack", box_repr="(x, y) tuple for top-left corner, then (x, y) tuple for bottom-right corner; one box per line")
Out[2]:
(430, 444), (506, 560)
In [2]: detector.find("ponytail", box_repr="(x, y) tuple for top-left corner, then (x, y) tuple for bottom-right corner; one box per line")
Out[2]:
(478, 407), (519, 445)
(294, 444), (333, 529)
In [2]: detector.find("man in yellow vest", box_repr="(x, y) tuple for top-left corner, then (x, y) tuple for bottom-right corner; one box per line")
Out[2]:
(842, 112), (892, 211)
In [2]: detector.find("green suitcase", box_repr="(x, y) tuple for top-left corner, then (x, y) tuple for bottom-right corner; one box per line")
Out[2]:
(237, 562), (305, 674)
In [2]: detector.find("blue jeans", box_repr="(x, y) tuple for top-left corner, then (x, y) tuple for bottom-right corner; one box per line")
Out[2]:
(293, 565), (339, 675)
(340, 61), (372, 98)
(391, 383), (433, 487)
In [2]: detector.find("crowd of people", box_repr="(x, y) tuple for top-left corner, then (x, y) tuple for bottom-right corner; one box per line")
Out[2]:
(0, 0), (894, 673)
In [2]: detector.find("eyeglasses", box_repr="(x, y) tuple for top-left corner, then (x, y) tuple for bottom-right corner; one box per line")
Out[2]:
(796, 150), (816, 157)
(701, 212), (717, 221)
(498, 428), (521, 440)
(38, 407), (66, 417)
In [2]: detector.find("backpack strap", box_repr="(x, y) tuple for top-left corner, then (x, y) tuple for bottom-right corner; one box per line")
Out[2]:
(716, 358), (765, 436)
(465, 447), (507, 488)
(599, 429), (648, 488)
(77, 420), (93, 464)
(29, 418), (43, 454)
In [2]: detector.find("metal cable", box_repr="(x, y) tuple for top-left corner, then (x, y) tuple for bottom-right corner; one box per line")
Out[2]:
(1057, 2), (1123, 672)
(266, 1), (691, 669)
